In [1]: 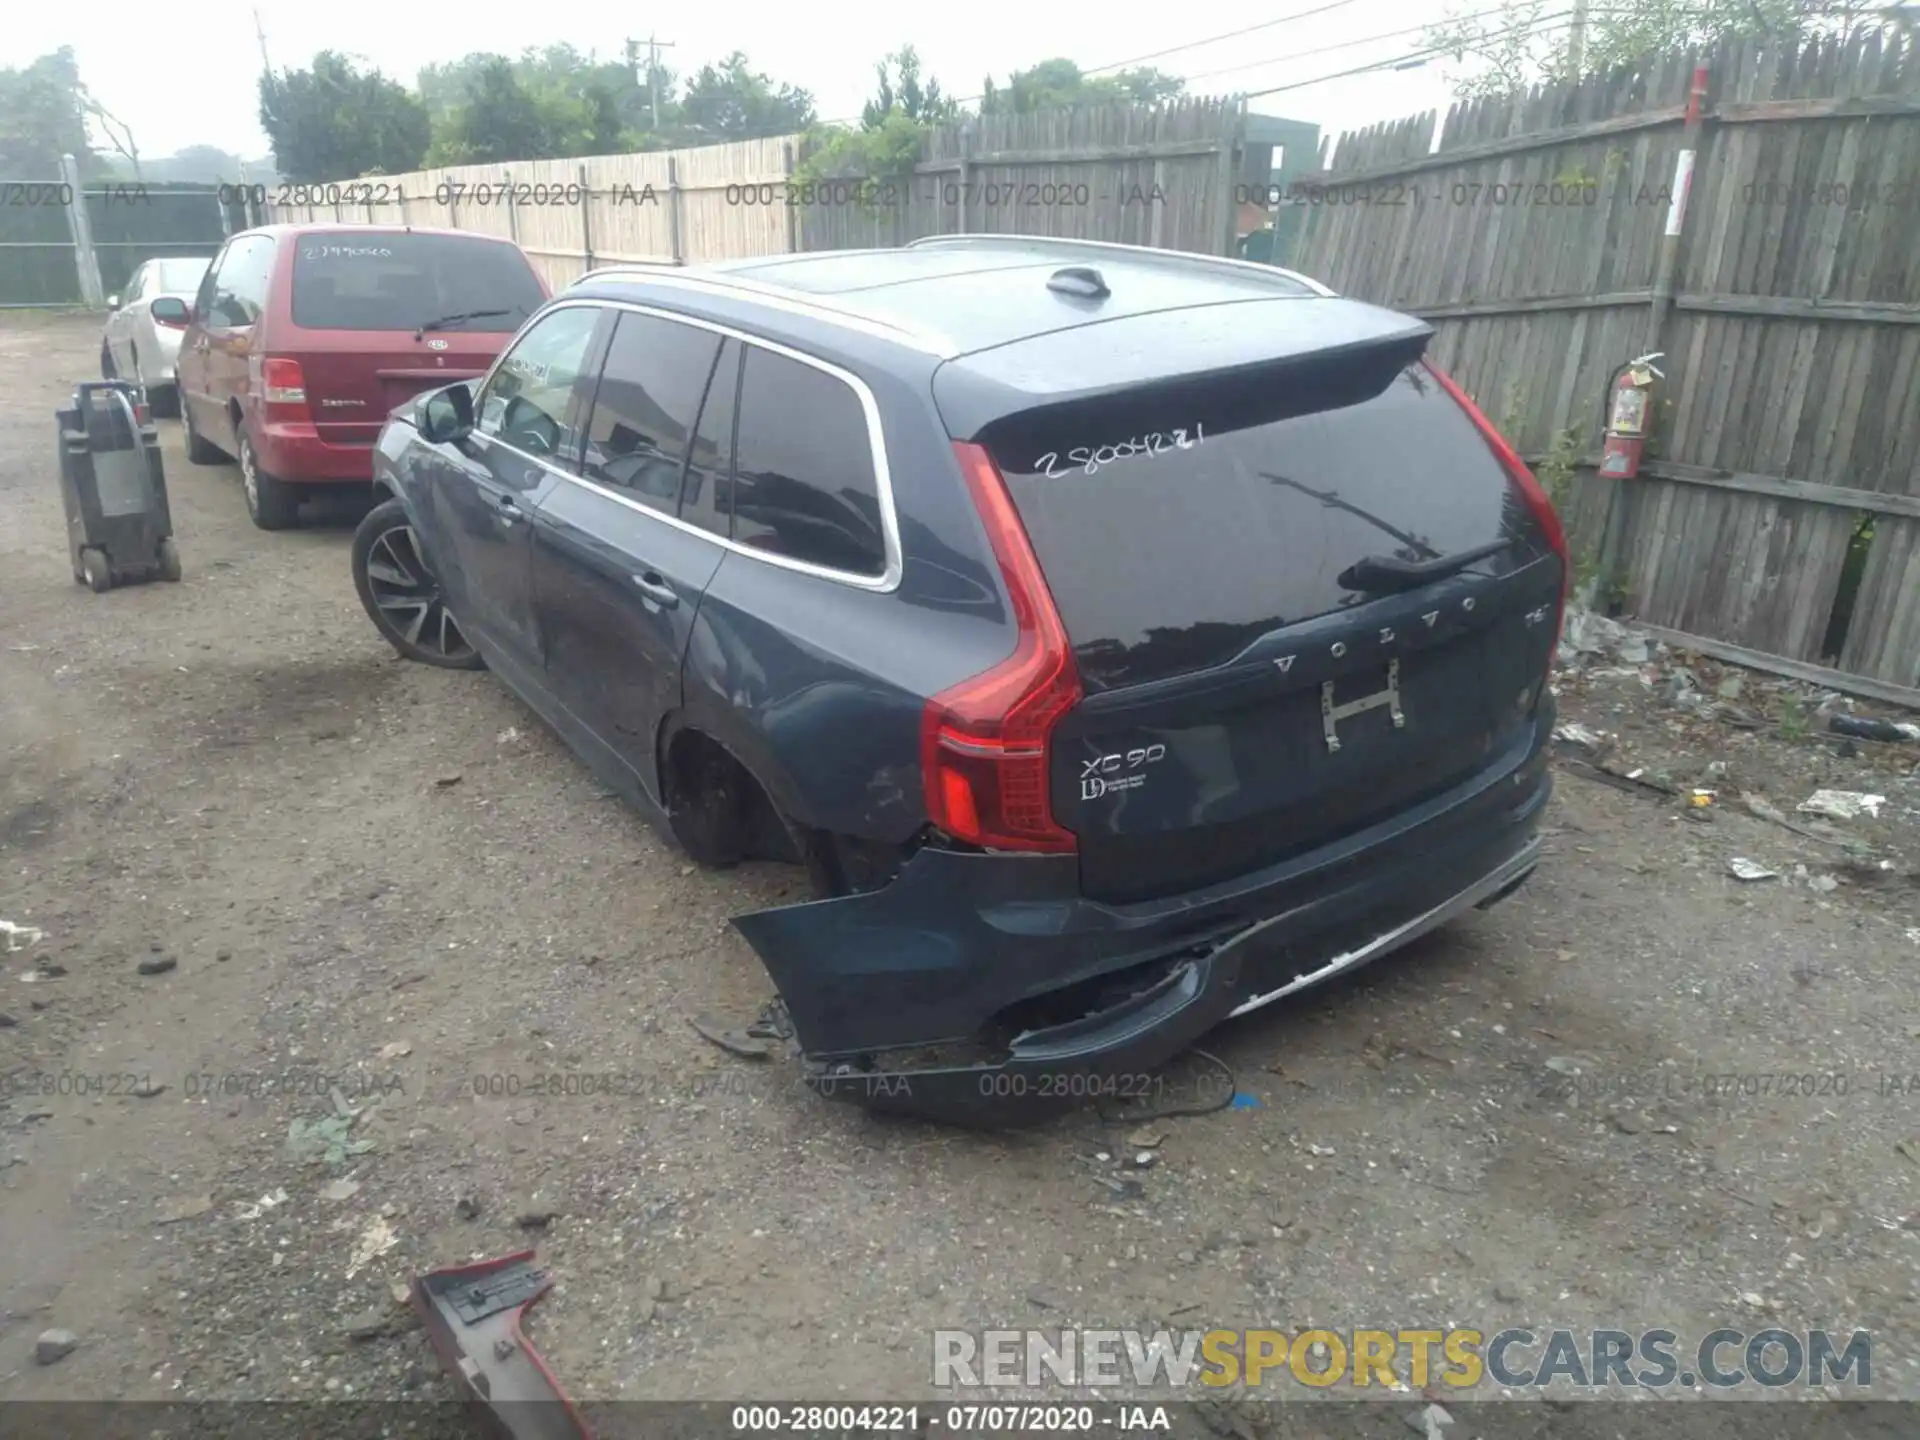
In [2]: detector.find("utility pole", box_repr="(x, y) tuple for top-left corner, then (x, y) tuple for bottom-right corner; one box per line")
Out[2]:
(253, 6), (274, 78)
(1565, 0), (1589, 80)
(647, 34), (675, 130)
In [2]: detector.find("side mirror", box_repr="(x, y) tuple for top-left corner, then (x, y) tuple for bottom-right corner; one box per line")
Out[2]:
(149, 297), (190, 326)
(419, 383), (474, 445)
(106, 295), (121, 312)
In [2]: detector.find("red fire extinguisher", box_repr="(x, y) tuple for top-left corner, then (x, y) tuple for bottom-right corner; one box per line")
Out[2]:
(1598, 352), (1664, 479)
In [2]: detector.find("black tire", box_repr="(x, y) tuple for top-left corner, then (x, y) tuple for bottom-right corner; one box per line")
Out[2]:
(238, 427), (299, 530)
(81, 548), (112, 593)
(99, 340), (116, 378)
(666, 738), (749, 869)
(142, 355), (179, 418)
(158, 536), (182, 582)
(181, 399), (222, 464)
(351, 498), (483, 669)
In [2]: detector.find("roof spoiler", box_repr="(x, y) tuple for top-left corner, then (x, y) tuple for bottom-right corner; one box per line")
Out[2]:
(945, 302), (1434, 447)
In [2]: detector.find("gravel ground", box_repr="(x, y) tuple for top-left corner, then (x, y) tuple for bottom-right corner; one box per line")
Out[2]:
(2, 314), (1918, 1433)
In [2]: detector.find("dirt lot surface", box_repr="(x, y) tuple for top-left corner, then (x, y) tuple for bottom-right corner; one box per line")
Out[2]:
(3, 314), (1919, 1431)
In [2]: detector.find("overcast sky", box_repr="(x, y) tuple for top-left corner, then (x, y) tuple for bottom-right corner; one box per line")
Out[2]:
(7, 0), (1505, 164)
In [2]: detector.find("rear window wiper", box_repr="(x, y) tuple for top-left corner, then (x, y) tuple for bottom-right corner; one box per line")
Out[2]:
(1338, 539), (1513, 594)
(415, 307), (519, 338)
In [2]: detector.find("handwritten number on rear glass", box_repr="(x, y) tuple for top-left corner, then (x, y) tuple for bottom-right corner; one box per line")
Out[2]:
(1034, 425), (1204, 479)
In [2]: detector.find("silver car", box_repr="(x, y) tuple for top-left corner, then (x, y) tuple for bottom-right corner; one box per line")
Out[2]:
(101, 256), (213, 418)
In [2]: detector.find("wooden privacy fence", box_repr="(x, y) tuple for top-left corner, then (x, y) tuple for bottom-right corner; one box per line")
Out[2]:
(263, 136), (797, 289)
(262, 102), (1257, 288)
(795, 98), (1247, 255)
(1294, 31), (1920, 704)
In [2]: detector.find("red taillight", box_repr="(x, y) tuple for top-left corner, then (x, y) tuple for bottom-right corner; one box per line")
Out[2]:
(1422, 359), (1569, 640)
(149, 305), (187, 331)
(261, 357), (308, 414)
(922, 442), (1083, 854)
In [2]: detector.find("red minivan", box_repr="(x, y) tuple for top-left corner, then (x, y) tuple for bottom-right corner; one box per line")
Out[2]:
(175, 225), (549, 529)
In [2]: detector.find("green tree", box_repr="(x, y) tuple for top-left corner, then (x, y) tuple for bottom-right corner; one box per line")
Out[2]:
(679, 52), (816, 139)
(421, 44), (654, 146)
(1426, 0), (1910, 96)
(979, 59), (1185, 115)
(259, 52), (430, 182)
(0, 47), (99, 176)
(425, 56), (636, 164)
(427, 57), (550, 164)
(862, 46), (958, 129)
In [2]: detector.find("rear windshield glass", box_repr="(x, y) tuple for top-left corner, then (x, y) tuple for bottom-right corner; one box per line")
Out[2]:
(153, 258), (211, 292)
(290, 233), (544, 332)
(987, 364), (1526, 688)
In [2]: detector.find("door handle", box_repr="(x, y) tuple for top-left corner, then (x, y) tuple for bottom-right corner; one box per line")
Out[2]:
(492, 492), (521, 525)
(631, 572), (679, 610)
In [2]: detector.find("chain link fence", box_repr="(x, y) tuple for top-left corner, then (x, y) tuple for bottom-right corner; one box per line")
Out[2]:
(0, 155), (254, 308)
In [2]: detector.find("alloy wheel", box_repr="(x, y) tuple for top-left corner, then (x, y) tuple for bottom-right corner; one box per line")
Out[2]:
(363, 522), (472, 659)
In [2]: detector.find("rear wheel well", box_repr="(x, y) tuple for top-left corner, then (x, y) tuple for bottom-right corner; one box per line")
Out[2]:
(661, 728), (796, 871)
(659, 726), (911, 897)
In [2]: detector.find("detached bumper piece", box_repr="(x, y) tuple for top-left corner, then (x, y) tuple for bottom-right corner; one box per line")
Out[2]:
(732, 714), (1553, 1126)
(413, 1252), (590, 1440)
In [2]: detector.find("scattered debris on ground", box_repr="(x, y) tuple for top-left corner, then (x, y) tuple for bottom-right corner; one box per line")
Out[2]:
(688, 1012), (775, 1059)
(1554, 604), (1919, 879)
(1799, 789), (1887, 822)
(1, 920), (46, 952)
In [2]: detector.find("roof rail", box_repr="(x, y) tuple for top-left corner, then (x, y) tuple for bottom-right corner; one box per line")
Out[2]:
(573, 260), (683, 284)
(565, 263), (955, 355)
(903, 234), (1336, 297)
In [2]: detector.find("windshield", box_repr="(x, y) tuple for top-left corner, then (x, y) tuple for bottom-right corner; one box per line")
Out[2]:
(290, 232), (544, 333)
(153, 258), (212, 293)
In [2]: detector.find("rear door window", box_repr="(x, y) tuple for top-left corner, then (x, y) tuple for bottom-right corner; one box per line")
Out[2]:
(579, 312), (722, 512)
(474, 307), (602, 464)
(730, 348), (885, 577)
(680, 339), (741, 538)
(290, 232), (545, 333)
(191, 250), (221, 322)
(206, 235), (274, 328)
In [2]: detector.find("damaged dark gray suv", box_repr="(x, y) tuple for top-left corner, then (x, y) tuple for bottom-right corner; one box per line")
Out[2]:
(353, 235), (1565, 1120)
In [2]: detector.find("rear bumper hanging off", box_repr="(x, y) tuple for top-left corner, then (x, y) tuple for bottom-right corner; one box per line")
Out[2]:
(732, 709), (1554, 1123)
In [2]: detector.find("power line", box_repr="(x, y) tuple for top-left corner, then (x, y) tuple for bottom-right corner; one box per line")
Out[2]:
(815, 3), (1587, 128)
(1080, 0), (1383, 76)
(1237, 9), (1584, 98)
(814, 0), (1393, 125)
(1176, 1), (1539, 84)
(1222, 1), (1744, 96)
